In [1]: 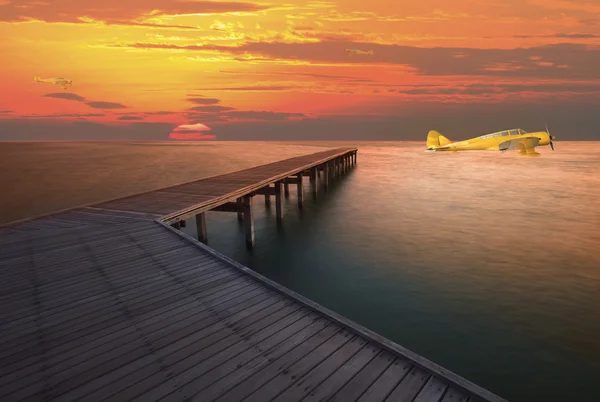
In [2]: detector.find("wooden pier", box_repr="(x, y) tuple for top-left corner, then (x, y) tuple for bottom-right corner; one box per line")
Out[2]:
(0, 148), (506, 402)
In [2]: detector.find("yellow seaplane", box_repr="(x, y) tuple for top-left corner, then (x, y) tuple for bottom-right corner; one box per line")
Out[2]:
(426, 127), (556, 156)
(34, 76), (72, 90)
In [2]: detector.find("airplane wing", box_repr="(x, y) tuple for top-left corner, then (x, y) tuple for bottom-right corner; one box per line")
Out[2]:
(498, 136), (540, 152)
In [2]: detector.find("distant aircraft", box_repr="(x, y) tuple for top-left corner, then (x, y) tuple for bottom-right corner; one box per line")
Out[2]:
(426, 127), (556, 157)
(34, 76), (72, 90)
(345, 48), (373, 56)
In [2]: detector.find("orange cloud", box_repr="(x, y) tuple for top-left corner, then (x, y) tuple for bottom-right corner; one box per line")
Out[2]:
(0, 0), (267, 26)
(115, 41), (600, 79)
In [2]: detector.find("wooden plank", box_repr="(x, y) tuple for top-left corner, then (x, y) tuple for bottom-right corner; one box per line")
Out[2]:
(142, 286), (266, 349)
(271, 335), (368, 401)
(1, 269), (246, 360)
(82, 206), (161, 218)
(151, 294), (285, 356)
(9, 251), (217, 310)
(385, 366), (430, 402)
(150, 307), (312, 402)
(440, 387), (470, 402)
(20, 229), (176, 268)
(1, 270), (241, 357)
(116, 298), (294, 402)
(254, 186), (278, 196)
(211, 202), (242, 213)
(356, 358), (412, 402)
(35, 284), (262, 394)
(41, 293), (285, 401)
(31, 261), (202, 313)
(242, 329), (354, 402)
(185, 315), (331, 402)
(50, 354), (164, 402)
(301, 342), (380, 401)
(125, 282), (258, 350)
(413, 375), (449, 402)
(212, 324), (343, 402)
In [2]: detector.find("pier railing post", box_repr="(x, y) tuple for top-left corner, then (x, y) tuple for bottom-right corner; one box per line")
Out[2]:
(296, 172), (303, 209)
(195, 213), (208, 244)
(275, 181), (283, 224)
(242, 195), (254, 250)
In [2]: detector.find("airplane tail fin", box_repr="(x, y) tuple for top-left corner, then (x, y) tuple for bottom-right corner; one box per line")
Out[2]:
(34, 76), (40, 81)
(426, 130), (452, 149)
(368, 50), (373, 55)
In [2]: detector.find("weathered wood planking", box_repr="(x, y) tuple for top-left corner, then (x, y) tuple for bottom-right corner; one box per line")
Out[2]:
(0, 148), (507, 402)
(94, 147), (356, 220)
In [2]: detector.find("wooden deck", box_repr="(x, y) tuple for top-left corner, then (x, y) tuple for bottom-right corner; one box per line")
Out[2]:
(0, 148), (507, 402)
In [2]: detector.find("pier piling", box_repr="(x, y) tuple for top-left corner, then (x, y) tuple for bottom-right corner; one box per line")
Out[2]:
(296, 172), (304, 209)
(196, 213), (207, 244)
(242, 195), (254, 250)
(236, 197), (243, 221)
(312, 167), (318, 198)
(284, 178), (290, 198)
(275, 181), (283, 223)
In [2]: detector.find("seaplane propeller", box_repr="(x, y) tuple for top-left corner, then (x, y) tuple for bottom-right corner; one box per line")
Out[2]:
(545, 124), (555, 150)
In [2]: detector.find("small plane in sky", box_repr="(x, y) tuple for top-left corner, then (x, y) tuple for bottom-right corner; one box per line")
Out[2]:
(345, 48), (373, 56)
(426, 127), (556, 156)
(34, 76), (72, 90)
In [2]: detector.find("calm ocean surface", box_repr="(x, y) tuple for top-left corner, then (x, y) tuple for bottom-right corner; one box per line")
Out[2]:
(1, 141), (599, 401)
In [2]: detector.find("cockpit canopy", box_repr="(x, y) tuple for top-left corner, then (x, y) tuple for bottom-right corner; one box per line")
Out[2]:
(478, 128), (527, 139)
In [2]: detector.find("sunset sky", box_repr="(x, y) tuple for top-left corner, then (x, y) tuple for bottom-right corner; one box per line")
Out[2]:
(1, 0), (600, 140)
